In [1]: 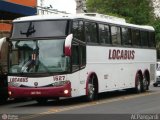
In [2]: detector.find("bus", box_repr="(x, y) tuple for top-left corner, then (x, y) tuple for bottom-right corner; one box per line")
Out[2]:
(0, 37), (8, 103)
(8, 13), (156, 103)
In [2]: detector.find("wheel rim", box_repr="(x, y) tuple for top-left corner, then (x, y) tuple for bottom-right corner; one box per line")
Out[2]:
(88, 82), (95, 99)
(143, 78), (148, 90)
(137, 80), (141, 92)
(137, 75), (141, 92)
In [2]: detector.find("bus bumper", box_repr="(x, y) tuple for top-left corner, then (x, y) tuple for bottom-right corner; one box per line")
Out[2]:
(8, 82), (71, 98)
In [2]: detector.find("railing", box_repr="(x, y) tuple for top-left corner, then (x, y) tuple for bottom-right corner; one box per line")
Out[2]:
(37, 6), (69, 15)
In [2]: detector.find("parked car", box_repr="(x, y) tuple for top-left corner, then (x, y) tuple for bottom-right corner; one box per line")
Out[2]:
(153, 62), (160, 87)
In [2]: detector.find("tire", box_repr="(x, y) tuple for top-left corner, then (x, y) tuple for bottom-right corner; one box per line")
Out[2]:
(0, 97), (7, 104)
(36, 98), (48, 104)
(153, 83), (158, 87)
(86, 76), (96, 101)
(135, 74), (143, 93)
(142, 76), (149, 92)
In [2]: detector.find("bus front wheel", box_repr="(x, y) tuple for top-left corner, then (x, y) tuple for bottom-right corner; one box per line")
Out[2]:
(86, 76), (97, 101)
(0, 97), (7, 104)
(36, 98), (48, 104)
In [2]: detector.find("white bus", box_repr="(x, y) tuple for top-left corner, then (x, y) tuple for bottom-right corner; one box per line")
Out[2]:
(8, 13), (156, 103)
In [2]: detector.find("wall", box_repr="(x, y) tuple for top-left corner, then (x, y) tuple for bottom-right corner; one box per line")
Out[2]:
(6, 0), (36, 7)
(0, 0), (37, 38)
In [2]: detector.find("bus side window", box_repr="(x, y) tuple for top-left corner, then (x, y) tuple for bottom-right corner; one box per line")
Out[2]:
(99, 24), (111, 44)
(140, 30), (149, 47)
(72, 43), (79, 71)
(111, 26), (121, 45)
(72, 20), (85, 42)
(79, 45), (86, 67)
(132, 29), (141, 46)
(121, 27), (132, 46)
(149, 32), (155, 47)
(85, 22), (98, 43)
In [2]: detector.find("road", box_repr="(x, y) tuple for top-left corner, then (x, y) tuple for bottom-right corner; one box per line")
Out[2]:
(0, 85), (160, 120)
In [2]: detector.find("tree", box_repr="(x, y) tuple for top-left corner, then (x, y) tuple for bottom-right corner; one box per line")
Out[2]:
(86, 0), (160, 57)
(152, 18), (160, 48)
(86, 0), (154, 25)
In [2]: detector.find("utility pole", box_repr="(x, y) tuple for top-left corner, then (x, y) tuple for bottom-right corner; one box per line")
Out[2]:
(75, 0), (87, 13)
(36, 0), (68, 15)
(152, 0), (160, 18)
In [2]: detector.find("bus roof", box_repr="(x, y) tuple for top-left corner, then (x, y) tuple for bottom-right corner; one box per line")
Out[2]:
(13, 13), (154, 31)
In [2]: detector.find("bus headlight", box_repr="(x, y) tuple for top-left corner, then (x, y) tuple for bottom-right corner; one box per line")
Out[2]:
(64, 90), (69, 94)
(8, 91), (12, 95)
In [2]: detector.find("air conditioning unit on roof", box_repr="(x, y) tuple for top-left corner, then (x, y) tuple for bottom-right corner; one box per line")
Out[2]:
(84, 13), (126, 23)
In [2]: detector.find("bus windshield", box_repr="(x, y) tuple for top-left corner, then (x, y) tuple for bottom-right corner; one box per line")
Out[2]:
(11, 20), (68, 38)
(9, 39), (70, 74)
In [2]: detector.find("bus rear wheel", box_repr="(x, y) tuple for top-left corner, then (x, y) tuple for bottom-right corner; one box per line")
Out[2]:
(142, 76), (149, 92)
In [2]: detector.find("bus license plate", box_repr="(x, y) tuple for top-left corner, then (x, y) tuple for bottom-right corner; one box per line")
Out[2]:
(31, 91), (41, 95)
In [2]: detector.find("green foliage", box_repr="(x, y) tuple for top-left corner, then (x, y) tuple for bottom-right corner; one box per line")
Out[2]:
(151, 18), (160, 48)
(86, 0), (160, 49)
(87, 0), (160, 50)
(86, 0), (154, 25)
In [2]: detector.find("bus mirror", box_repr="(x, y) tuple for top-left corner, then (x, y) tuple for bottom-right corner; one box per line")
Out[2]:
(64, 34), (73, 56)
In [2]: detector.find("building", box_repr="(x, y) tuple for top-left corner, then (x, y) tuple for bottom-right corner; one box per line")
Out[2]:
(152, 0), (160, 18)
(0, 0), (37, 38)
(75, 0), (86, 13)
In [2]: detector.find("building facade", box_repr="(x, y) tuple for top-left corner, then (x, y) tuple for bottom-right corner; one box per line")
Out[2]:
(75, 0), (86, 13)
(0, 0), (36, 38)
(152, 0), (160, 18)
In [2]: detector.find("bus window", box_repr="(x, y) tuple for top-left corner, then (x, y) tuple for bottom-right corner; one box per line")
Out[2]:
(140, 31), (148, 47)
(72, 20), (85, 42)
(79, 45), (86, 67)
(85, 22), (98, 43)
(149, 32), (155, 47)
(132, 29), (141, 46)
(121, 28), (132, 46)
(12, 20), (69, 38)
(111, 26), (121, 45)
(11, 50), (19, 65)
(72, 43), (79, 71)
(99, 24), (111, 44)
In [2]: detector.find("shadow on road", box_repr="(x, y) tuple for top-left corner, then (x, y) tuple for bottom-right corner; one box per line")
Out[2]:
(11, 89), (155, 108)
